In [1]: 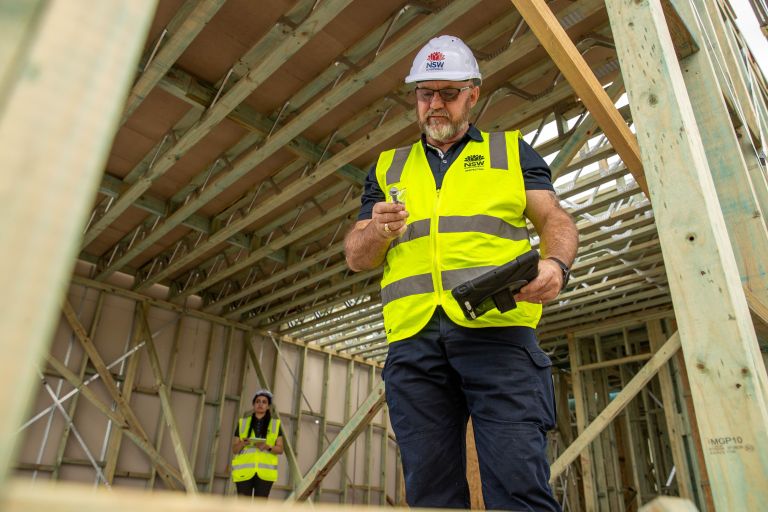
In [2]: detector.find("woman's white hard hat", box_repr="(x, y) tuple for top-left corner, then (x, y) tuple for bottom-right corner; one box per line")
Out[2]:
(405, 35), (481, 84)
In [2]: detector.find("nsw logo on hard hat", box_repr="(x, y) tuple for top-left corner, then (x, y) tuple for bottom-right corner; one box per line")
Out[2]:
(425, 51), (445, 71)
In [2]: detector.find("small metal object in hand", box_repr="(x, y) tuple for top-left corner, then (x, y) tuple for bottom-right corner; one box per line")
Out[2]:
(384, 223), (391, 233)
(389, 186), (406, 205)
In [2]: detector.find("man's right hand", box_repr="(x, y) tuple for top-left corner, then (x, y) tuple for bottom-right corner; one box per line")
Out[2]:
(371, 201), (408, 239)
(345, 202), (409, 272)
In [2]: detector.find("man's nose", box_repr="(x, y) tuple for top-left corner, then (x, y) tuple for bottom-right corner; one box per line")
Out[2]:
(429, 93), (445, 107)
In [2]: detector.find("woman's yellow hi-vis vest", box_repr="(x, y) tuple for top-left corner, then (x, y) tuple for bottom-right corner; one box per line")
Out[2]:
(231, 416), (280, 482)
(374, 130), (542, 343)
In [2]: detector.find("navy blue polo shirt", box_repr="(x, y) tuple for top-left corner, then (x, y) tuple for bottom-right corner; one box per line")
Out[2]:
(357, 124), (554, 220)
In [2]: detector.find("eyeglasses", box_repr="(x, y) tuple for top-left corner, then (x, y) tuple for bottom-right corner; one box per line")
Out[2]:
(414, 86), (473, 103)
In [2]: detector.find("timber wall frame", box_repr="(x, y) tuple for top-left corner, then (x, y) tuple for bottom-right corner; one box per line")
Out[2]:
(2, 0), (768, 511)
(16, 279), (399, 504)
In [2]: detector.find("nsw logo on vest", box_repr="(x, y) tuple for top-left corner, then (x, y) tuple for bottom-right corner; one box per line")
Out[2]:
(463, 154), (485, 171)
(425, 51), (445, 71)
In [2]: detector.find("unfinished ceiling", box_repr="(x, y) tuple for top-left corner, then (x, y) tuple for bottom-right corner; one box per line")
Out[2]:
(78, 0), (680, 365)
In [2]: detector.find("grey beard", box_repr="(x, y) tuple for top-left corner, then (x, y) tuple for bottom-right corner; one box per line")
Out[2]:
(421, 118), (465, 142)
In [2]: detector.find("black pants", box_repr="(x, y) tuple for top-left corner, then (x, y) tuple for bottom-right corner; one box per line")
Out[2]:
(235, 474), (273, 498)
(382, 308), (561, 511)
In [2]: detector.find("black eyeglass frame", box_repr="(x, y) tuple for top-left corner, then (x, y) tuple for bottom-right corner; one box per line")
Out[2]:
(413, 85), (474, 103)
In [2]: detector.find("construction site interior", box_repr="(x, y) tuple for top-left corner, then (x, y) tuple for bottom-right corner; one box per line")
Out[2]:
(2, 0), (768, 511)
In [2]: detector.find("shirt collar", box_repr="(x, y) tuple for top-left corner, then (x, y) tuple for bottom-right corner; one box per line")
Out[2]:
(421, 124), (483, 153)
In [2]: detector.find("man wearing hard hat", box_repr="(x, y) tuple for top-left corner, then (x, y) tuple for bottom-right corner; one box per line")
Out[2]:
(345, 35), (577, 511)
(231, 389), (283, 498)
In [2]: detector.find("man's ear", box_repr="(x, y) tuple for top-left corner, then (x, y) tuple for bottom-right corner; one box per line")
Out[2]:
(469, 86), (480, 108)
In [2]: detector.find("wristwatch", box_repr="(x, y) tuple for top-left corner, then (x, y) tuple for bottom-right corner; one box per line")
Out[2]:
(546, 257), (571, 292)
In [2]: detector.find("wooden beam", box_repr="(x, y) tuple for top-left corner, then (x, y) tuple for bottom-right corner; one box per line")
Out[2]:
(0, 0), (155, 489)
(83, 0), (354, 249)
(550, 78), (627, 180)
(606, 0), (768, 508)
(121, 0), (225, 123)
(1, 477), (473, 512)
(577, 352), (653, 371)
(139, 303), (197, 493)
(552, 332), (682, 482)
(287, 380), (386, 502)
(510, 0), (648, 196)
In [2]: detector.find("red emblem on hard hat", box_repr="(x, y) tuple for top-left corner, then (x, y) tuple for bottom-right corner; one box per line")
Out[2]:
(427, 51), (445, 61)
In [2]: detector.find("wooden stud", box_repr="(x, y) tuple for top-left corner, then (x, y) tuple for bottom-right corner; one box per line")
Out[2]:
(316, 352), (331, 501)
(670, 0), (768, 380)
(225, 336), (251, 497)
(341, 360), (354, 503)
(103, 305), (144, 485)
(0, 0), (156, 488)
(292, 345), (307, 466)
(364, 366), (374, 504)
(189, 322), (215, 477)
(52, 290), (106, 480)
(606, 1), (768, 508)
(647, 320), (694, 500)
(379, 405), (388, 506)
(567, 333), (598, 511)
(618, 363), (645, 509)
(287, 381), (386, 502)
(204, 327), (233, 493)
(510, 0), (648, 196)
(148, 315), (184, 488)
(139, 303), (197, 493)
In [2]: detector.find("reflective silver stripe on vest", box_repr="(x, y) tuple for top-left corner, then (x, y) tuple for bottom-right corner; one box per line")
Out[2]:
(242, 448), (259, 455)
(439, 215), (528, 241)
(269, 419), (277, 434)
(441, 266), (497, 291)
(232, 463), (256, 470)
(258, 463), (279, 470)
(391, 219), (430, 249)
(381, 273), (434, 306)
(489, 132), (508, 170)
(386, 146), (411, 184)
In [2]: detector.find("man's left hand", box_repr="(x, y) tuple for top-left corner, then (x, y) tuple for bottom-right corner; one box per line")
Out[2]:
(514, 258), (563, 305)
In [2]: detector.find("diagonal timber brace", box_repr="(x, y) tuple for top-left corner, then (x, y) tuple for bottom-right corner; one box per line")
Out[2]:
(287, 379), (386, 502)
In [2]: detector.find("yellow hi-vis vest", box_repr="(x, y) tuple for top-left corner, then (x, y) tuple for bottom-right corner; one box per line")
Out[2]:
(231, 416), (280, 482)
(375, 130), (542, 343)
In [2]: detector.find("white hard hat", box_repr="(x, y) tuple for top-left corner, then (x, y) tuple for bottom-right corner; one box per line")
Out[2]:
(405, 35), (481, 84)
(252, 389), (273, 404)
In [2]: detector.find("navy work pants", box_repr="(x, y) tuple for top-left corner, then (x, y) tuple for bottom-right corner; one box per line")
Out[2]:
(382, 308), (561, 511)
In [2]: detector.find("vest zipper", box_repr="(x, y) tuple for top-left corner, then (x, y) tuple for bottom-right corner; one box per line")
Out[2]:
(432, 188), (442, 305)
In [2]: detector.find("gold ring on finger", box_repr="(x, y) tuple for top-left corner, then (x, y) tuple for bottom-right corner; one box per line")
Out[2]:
(384, 223), (391, 233)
